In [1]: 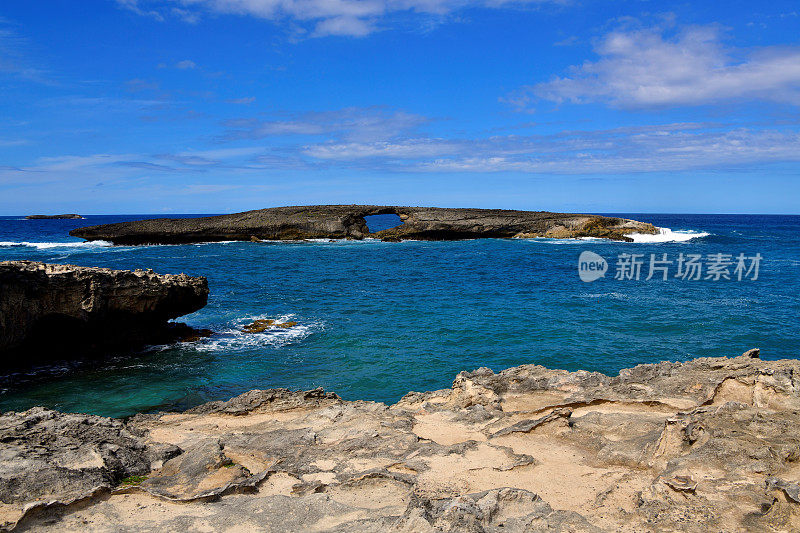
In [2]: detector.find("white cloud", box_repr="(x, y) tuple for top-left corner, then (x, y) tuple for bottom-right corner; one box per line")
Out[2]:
(117, 0), (558, 37)
(312, 15), (375, 37)
(116, 0), (165, 20)
(155, 146), (265, 166)
(4, 120), (800, 192)
(216, 106), (800, 173)
(6, 105), (800, 190)
(0, 147), (268, 187)
(183, 184), (241, 193)
(173, 146), (266, 159)
(35, 154), (142, 172)
(0, 20), (49, 83)
(175, 59), (197, 69)
(298, 123), (800, 173)
(226, 96), (256, 104)
(523, 23), (800, 108)
(304, 138), (461, 159)
(223, 107), (429, 142)
(0, 139), (28, 147)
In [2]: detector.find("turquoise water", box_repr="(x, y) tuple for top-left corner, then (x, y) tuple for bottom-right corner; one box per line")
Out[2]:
(1, 213), (799, 417)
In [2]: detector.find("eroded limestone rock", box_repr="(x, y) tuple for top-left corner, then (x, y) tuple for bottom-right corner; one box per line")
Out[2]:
(69, 205), (658, 244)
(3, 353), (800, 532)
(0, 407), (180, 530)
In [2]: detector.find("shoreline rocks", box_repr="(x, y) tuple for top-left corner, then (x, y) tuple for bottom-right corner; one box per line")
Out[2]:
(2, 351), (799, 531)
(69, 205), (658, 245)
(0, 261), (208, 365)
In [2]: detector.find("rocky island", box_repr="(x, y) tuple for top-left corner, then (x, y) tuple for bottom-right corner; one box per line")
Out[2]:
(69, 205), (658, 245)
(0, 350), (798, 531)
(0, 261), (208, 364)
(26, 214), (84, 220)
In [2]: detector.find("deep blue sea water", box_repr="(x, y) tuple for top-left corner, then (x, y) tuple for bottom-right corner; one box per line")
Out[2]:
(1, 213), (799, 417)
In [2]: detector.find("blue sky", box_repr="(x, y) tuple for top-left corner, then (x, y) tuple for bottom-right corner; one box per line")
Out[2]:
(1, 0), (799, 214)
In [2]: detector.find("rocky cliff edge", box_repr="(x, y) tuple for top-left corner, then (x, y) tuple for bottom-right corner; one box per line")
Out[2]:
(0, 261), (208, 362)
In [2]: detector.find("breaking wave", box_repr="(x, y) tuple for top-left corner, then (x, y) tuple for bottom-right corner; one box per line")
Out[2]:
(627, 228), (711, 243)
(188, 314), (322, 352)
(0, 240), (114, 250)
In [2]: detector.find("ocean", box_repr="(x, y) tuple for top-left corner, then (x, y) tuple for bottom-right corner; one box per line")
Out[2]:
(1, 213), (798, 417)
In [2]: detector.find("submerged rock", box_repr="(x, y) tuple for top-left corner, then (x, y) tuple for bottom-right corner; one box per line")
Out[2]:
(0, 261), (209, 364)
(172, 326), (215, 343)
(3, 353), (800, 531)
(69, 205), (658, 245)
(241, 319), (297, 333)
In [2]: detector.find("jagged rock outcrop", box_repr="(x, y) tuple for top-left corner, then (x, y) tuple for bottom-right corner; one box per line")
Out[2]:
(2, 351), (799, 531)
(69, 205), (658, 244)
(0, 261), (208, 363)
(0, 407), (181, 531)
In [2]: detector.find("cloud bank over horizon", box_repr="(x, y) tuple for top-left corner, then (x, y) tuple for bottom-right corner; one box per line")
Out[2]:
(1, 2), (799, 214)
(116, 0), (561, 37)
(3, 107), (799, 182)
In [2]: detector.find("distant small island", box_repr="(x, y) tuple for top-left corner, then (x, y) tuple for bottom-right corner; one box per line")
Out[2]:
(26, 214), (84, 220)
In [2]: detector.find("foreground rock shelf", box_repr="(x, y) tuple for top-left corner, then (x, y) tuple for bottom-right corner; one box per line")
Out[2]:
(2, 351), (799, 531)
(0, 261), (208, 362)
(69, 205), (658, 244)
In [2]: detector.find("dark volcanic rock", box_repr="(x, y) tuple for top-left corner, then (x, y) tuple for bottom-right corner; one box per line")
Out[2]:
(69, 205), (658, 245)
(0, 261), (208, 363)
(26, 214), (84, 220)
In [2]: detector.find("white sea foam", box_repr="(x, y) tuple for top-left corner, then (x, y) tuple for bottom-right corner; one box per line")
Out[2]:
(518, 237), (614, 245)
(295, 238), (388, 244)
(580, 292), (631, 300)
(516, 228), (710, 244)
(627, 228), (710, 243)
(191, 240), (238, 246)
(0, 240), (114, 250)
(190, 313), (321, 352)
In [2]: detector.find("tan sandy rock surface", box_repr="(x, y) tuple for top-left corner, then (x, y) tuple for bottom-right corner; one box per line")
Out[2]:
(2, 350), (799, 532)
